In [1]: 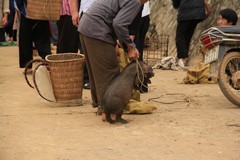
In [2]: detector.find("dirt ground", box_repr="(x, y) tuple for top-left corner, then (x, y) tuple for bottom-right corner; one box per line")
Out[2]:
(1, 46), (240, 160)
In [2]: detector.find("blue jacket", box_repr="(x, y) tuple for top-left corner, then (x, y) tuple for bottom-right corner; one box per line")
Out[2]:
(15, 0), (27, 16)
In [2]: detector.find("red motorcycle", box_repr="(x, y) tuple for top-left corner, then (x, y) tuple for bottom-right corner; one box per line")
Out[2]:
(200, 26), (240, 107)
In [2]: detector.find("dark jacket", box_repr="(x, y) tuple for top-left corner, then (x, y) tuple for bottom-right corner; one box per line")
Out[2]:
(128, 5), (143, 36)
(172, 0), (206, 21)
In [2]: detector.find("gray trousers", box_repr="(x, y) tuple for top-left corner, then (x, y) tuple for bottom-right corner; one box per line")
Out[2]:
(80, 34), (120, 107)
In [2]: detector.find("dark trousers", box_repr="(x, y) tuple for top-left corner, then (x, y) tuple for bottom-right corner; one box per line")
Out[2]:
(19, 14), (51, 68)
(175, 20), (200, 59)
(0, 28), (6, 42)
(134, 15), (150, 61)
(4, 10), (15, 39)
(80, 34), (120, 107)
(57, 15), (89, 82)
(56, 15), (79, 53)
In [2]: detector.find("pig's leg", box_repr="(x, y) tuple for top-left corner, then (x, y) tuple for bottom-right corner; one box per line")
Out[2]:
(106, 113), (116, 124)
(110, 114), (116, 120)
(116, 111), (128, 124)
(101, 112), (106, 121)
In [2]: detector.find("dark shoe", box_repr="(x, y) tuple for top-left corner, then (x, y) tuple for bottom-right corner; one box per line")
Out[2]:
(92, 103), (98, 108)
(83, 82), (90, 89)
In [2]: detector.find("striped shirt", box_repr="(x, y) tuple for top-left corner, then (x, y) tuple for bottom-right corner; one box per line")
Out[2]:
(61, 0), (71, 16)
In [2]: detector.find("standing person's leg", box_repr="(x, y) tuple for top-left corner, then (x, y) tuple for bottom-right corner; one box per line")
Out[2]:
(80, 34), (98, 107)
(176, 20), (190, 59)
(33, 20), (51, 59)
(136, 15), (150, 61)
(80, 34), (120, 109)
(185, 20), (199, 56)
(135, 15), (150, 92)
(0, 28), (6, 42)
(82, 62), (90, 89)
(4, 10), (14, 41)
(176, 20), (193, 67)
(4, 26), (12, 41)
(12, 11), (17, 42)
(19, 15), (34, 69)
(12, 29), (17, 41)
(50, 20), (58, 47)
(57, 14), (90, 89)
(57, 15), (79, 53)
(78, 13), (90, 90)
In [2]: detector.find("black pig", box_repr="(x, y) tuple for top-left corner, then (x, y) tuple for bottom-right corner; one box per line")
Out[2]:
(101, 61), (154, 124)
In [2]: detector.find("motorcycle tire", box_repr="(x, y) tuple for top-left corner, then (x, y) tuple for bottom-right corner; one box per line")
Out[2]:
(218, 51), (240, 107)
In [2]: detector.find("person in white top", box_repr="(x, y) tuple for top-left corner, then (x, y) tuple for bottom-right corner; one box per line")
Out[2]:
(71, 0), (95, 27)
(142, 1), (150, 17)
(79, 0), (95, 16)
(134, 1), (150, 92)
(135, 1), (150, 62)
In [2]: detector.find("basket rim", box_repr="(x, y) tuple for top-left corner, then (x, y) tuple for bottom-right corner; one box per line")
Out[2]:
(46, 53), (85, 63)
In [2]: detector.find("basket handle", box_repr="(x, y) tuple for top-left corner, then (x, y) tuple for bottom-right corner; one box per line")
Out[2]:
(24, 59), (46, 89)
(32, 62), (55, 102)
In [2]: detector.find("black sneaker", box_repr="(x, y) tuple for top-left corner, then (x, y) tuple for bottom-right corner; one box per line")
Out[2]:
(83, 82), (90, 89)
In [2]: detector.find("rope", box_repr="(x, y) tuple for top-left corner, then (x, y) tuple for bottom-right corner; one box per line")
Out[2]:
(148, 93), (195, 107)
(44, 0), (50, 19)
(135, 59), (149, 92)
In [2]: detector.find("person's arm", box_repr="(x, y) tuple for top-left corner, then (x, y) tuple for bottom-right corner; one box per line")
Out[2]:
(13, 12), (18, 29)
(2, 13), (8, 27)
(113, 1), (142, 60)
(127, 45), (139, 60)
(2, 0), (10, 27)
(128, 5), (143, 39)
(70, 0), (79, 27)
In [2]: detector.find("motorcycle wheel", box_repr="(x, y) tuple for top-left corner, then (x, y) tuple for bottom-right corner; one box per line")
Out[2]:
(218, 51), (240, 107)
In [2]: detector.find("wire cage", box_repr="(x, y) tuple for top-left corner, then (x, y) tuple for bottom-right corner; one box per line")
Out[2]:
(143, 34), (169, 66)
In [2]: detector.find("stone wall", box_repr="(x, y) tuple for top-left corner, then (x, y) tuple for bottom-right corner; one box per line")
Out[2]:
(149, 0), (240, 65)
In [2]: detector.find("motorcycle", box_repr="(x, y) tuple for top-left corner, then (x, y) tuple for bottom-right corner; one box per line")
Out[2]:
(200, 26), (240, 107)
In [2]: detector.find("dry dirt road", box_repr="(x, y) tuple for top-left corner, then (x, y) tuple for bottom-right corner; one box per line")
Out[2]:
(0, 46), (240, 160)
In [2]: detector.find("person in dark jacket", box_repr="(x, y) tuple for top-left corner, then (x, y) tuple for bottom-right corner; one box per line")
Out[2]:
(172, 0), (211, 68)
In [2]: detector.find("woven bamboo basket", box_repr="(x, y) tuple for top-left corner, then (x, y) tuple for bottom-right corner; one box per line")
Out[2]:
(26, 0), (61, 20)
(45, 53), (85, 102)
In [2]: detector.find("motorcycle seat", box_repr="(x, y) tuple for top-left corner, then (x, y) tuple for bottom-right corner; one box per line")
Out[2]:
(216, 26), (240, 34)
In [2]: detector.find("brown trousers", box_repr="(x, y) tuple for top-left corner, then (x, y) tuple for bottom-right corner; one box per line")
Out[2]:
(79, 34), (120, 107)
